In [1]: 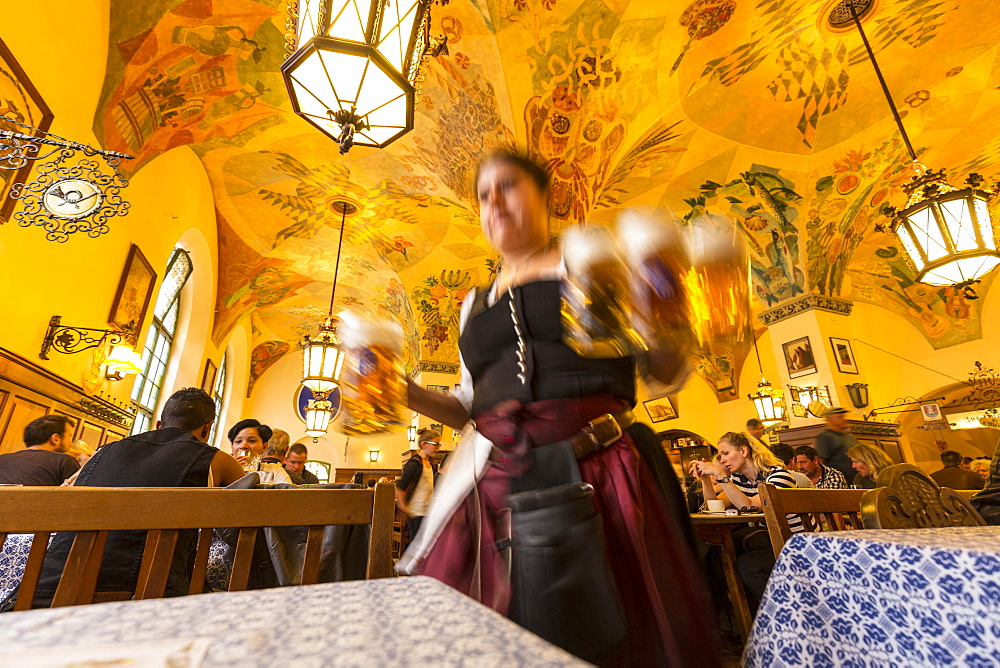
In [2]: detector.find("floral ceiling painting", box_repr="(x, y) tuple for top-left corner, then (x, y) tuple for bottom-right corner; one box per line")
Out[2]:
(92, 0), (1000, 398)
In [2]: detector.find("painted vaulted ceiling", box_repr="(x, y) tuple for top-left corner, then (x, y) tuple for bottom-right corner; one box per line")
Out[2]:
(93, 0), (1000, 399)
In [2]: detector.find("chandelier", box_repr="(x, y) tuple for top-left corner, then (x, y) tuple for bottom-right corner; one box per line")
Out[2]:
(301, 199), (355, 421)
(280, 0), (444, 154)
(836, 0), (1000, 297)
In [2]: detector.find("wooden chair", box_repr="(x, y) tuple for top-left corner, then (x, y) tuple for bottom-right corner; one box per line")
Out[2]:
(0, 483), (395, 611)
(860, 463), (986, 529)
(758, 483), (868, 558)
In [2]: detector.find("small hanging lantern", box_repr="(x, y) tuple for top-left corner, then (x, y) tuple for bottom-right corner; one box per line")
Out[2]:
(748, 378), (785, 424)
(301, 317), (346, 394)
(304, 397), (334, 437)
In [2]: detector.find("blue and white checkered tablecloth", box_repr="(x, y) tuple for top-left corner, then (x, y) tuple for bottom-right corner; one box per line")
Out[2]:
(743, 525), (1000, 668)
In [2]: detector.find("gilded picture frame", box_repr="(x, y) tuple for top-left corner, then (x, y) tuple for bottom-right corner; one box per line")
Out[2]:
(0, 37), (55, 223)
(644, 396), (678, 423)
(107, 244), (157, 345)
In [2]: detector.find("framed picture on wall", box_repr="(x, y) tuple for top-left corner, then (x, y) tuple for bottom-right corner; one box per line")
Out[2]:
(201, 359), (218, 392)
(829, 337), (859, 374)
(108, 244), (157, 345)
(427, 384), (450, 394)
(644, 396), (678, 423)
(782, 336), (816, 379)
(0, 37), (54, 223)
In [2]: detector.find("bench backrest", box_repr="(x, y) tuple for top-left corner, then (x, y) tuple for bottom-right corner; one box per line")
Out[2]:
(0, 483), (395, 610)
(860, 463), (986, 529)
(758, 483), (868, 558)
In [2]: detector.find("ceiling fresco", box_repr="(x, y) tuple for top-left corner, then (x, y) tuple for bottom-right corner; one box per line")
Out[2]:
(92, 0), (1000, 400)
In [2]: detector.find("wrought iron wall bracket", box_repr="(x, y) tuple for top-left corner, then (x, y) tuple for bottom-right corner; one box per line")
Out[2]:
(39, 315), (124, 360)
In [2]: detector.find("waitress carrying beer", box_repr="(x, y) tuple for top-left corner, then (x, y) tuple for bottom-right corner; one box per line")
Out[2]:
(404, 151), (721, 666)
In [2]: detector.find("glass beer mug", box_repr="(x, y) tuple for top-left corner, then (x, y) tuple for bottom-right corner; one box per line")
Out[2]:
(616, 207), (693, 350)
(560, 226), (642, 358)
(339, 311), (406, 436)
(683, 218), (751, 349)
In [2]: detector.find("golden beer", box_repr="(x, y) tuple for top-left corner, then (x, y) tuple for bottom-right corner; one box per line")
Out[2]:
(561, 226), (642, 358)
(339, 312), (406, 436)
(684, 221), (751, 349)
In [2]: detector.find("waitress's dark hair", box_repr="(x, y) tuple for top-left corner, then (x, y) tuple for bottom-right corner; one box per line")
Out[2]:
(227, 418), (273, 444)
(475, 150), (550, 196)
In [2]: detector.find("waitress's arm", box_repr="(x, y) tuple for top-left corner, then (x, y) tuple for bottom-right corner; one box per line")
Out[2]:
(406, 377), (470, 431)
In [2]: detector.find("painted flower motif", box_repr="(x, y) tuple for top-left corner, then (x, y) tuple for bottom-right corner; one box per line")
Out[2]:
(680, 0), (737, 40)
(453, 53), (470, 69)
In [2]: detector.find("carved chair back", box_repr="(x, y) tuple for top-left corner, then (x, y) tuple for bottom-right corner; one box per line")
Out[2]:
(860, 463), (986, 530)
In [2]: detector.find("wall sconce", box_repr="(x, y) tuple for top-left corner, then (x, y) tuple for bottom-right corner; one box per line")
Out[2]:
(788, 385), (831, 406)
(407, 425), (416, 446)
(368, 449), (380, 463)
(104, 345), (143, 381)
(39, 315), (126, 360)
(845, 383), (870, 409)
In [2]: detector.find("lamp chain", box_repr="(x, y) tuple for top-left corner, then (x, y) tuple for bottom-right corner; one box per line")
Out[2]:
(853, 338), (972, 386)
(752, 336), (765, 375)
(327, 203), (347, 316)
(850, 2), (918, 163)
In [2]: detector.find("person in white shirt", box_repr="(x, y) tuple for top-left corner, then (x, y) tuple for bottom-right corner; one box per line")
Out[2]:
(394, 428), (441, 539)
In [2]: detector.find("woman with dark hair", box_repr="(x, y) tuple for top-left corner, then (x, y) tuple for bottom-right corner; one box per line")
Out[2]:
(227, 418), (290, 484)
(401, 151), (720, 665)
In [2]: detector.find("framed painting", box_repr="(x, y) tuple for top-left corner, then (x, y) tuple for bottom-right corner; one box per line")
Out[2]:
(829, 337), (859, 374)
(0, 37), (54, 223)
(201, 359), (218, 392)
(782, 336), (817, 379)
(644, 396), (677, 423)
(107, 245), (157, 345)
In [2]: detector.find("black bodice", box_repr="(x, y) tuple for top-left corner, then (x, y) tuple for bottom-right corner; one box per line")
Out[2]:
(459, 280), (636, 416)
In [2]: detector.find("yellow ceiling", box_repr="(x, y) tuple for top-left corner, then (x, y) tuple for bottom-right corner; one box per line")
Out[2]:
(89, 0), (1000, 397)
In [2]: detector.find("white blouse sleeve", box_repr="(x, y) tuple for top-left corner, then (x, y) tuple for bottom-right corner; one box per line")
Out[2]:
(450, 288), (476, 414)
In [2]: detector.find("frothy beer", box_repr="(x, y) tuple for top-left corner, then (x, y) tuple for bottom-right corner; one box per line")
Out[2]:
(339, 312), (406, 436)
(561, 226), (641, 358)
(617, 208), (692, 348)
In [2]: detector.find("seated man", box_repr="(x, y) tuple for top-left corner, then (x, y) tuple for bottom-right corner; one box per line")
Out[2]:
(285, 443), (319, 484)
(772, 443), (814, 489)
(0, 415), (79, 486)
(263, 428), (303, 484)
(931, 449), (985, 490)
(794, 445), (848, 489)
(26, 388), (245, 607)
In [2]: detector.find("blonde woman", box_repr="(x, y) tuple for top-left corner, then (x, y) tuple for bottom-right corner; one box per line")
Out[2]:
(847, 443), (894, 489)
(689, 431), (801, 601)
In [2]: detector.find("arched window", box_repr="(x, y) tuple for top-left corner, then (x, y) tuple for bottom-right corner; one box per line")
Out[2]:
(130, 248), (193, 435)
(209, 354), (228, 446)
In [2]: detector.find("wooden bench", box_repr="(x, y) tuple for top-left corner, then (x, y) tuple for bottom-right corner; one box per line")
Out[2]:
(758, 484), (868, 558)
(0, 483), (395, 610)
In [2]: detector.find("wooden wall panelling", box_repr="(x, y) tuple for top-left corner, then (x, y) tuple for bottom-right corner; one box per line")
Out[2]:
(0, 395), (49, 454)
(0, 347), (131, 454)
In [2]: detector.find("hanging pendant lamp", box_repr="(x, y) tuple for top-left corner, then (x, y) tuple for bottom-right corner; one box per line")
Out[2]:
(280, 0), (443, 154)
(836, 0), (1000, 297)
(747, 336), (785, 424)
(301, 200), (356, 406)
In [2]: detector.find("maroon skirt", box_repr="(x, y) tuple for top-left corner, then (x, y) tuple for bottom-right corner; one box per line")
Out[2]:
(417, 396), (721, 666)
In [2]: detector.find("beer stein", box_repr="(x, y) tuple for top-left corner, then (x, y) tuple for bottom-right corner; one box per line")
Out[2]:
(560, 226), (642, 358)
(683, 218), (751, 349)
(338, 311), (406, 436)
(616, 207), (694, 351)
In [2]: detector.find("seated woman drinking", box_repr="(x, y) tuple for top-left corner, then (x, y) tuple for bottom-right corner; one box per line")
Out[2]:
(689, 431), (802, 602)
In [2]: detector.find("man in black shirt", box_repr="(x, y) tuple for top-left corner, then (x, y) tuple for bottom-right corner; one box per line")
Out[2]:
(0, 415), (79, 485)
(284, 443), (320, 484)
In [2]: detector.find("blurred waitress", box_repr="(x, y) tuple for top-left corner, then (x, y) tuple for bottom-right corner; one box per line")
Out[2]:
(403, 151), (720, 666)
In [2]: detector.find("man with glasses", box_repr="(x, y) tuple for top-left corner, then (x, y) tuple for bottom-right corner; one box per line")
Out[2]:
(395, 428), (442, 539)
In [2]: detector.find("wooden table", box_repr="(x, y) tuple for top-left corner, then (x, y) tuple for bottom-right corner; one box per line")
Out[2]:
(690, 512), (766, 642)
